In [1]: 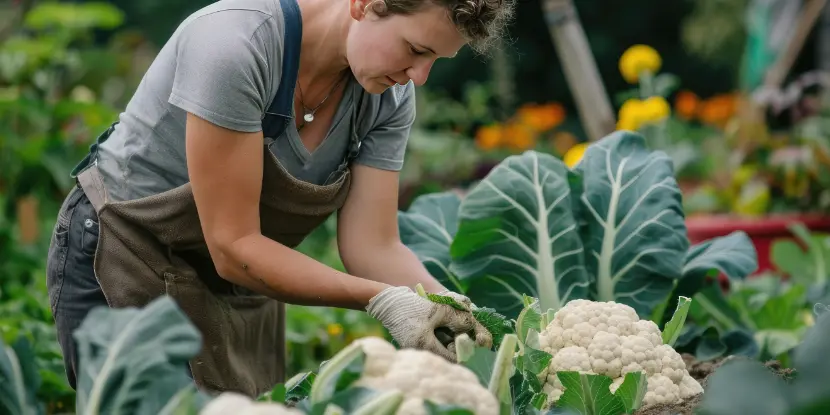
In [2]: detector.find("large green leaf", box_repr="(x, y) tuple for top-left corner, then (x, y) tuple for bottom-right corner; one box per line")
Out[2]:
(449, 151), (590, 318)
(398, 192), (463, 292)
(554, 372), (626, 415)
(0, 337), (43, 415)
(575, 131), (689, 316)
(683, 231), (758, 283)
(74, 295), (206, 415)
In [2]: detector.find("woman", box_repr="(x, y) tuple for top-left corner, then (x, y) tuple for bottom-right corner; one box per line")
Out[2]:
(46, 0), (514, 398)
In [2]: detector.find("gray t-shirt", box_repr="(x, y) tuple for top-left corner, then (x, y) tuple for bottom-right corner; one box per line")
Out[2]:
(95, 0), (415, 202)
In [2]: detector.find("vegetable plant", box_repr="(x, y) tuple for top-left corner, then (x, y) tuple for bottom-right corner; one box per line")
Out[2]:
(398, 130), (759, 354)
(695, 310), (830, 414)
(505, 295), (698, 414)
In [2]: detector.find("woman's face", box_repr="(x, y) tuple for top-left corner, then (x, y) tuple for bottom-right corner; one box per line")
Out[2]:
(346, 0), (467, 94)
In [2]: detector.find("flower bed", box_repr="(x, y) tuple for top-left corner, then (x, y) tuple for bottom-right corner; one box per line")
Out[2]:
(686, 213), (830, 276)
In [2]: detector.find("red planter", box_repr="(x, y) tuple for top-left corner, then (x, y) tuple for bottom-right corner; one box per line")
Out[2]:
(686, 214), (830, 276)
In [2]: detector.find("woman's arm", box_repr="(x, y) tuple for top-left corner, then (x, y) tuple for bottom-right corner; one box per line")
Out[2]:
(185, 112), (391, 310)
(337, 163), (448, 293)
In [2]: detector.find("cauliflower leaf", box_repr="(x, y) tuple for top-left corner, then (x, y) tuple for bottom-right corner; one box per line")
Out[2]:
(547, 371), (646, 415)
(398, 192), (464, 293)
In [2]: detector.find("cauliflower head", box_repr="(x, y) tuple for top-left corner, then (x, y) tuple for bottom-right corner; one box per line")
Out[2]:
(537, 299), (703, 409)
(200, 392), (304, 415)
(350, 336), (499, 415)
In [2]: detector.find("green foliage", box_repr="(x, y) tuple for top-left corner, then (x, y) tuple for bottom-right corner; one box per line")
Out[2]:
(696, 311), (830, 414)
(399, 131), (759, 325)
(550, 371), (646, 415)
(73, 296), (209, 415)
(0, 336), (43, 415)
(661, 296), (691, 346)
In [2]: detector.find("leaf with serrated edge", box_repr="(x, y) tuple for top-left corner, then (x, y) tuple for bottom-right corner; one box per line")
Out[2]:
(450, 151), (590, 318)
(575, 131), (689, 317)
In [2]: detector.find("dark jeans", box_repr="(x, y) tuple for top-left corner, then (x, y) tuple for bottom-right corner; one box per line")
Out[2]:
(46, 185), (194, 389)
(45, 185), (107, 390)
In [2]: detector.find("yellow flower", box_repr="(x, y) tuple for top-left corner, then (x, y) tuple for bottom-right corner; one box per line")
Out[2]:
(619, 45), (662, 84)
(326, 323), (343, 337)
(616, 99), (648, 131)
(642, 96), (671, 121)
(615, 97), (670, 131)
(563, 142), (589, 168)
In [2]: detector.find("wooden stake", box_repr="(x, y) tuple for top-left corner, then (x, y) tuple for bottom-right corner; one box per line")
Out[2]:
(541, 0), (616, 141)
(764, 0), (829, 89)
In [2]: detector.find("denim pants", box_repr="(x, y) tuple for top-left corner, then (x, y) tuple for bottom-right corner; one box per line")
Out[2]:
(45, 185), (107, 389)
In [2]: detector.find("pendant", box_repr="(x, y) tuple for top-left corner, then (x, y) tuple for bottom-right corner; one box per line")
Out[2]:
(304, 113), (314, 122)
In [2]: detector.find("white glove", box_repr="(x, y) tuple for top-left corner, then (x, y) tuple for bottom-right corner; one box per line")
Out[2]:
(435, 290), (475, 311)
(366, 286), (492, 361)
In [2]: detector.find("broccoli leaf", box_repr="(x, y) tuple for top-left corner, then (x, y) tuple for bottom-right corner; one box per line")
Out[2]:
(472, 307), (514, 349)
(414, 285), (515, 349)
(449, 150), (591, 319)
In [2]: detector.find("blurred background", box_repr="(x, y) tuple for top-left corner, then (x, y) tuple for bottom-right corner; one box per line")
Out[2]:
(3, 0), (830, 411)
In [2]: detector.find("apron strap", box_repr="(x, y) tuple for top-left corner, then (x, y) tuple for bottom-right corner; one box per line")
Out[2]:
(77, 164), (109, 213)
(262, 0), (303, 138)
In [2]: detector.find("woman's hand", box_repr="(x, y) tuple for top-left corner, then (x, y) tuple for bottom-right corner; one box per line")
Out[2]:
(366, 286), (493, 361)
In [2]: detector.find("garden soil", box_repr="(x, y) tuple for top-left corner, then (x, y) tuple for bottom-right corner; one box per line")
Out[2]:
(633, 354), (796, 415)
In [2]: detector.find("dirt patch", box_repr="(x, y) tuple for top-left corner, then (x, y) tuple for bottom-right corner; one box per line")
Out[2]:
(633, 354), (796, 415)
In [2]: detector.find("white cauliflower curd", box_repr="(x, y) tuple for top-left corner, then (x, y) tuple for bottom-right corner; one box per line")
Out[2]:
(200, 392), (304, 415)
(537, 299), (703, 409)
(350, 336), (499, 415)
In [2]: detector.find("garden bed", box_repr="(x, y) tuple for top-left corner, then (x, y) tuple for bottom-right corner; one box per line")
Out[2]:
(635, 354), (797, 415)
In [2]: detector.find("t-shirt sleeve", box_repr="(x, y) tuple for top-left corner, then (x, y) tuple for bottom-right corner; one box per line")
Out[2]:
(354, 81), (416, 171)
(168, 11), (274, 133)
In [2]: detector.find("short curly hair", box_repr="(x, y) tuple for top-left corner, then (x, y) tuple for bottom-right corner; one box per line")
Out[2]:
(367, 0), (515, 55)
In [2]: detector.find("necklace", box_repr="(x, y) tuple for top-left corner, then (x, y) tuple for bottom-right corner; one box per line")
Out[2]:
(296, 71), (348, 124)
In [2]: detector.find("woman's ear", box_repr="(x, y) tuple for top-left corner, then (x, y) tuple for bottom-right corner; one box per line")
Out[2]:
(349, 0), (370, 20)
(350, 0), (385, 20)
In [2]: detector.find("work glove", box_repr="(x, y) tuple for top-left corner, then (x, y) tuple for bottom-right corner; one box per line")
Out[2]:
(366, 286), (493, 361)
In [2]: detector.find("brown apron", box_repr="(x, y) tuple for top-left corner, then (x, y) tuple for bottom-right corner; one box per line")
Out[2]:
(69, 0), (367, 398)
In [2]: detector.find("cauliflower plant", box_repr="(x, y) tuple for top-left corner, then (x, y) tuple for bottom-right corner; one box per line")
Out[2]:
(350, 336), (499, 415)
(537, 299), (703, 409)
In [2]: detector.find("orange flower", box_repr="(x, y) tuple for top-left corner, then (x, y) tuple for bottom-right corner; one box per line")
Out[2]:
(698, 93), (738, 128)
(504, 122), (536, 151)
(475, 124), (503, 150)
(517, 102), (566, 132)
(674, 90), (700, 120)
(552, 131), (578, 157)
